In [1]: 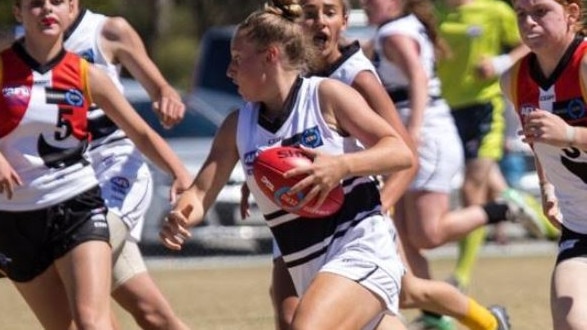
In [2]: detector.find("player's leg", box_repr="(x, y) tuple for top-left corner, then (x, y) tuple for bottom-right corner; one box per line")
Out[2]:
(56, 240), (113, 329)
(271, 255), (299, 330)
(54, 187), (113, 329)
(14, 265), (73, 329)
(401, 273), (510, 330)
(0, 209), (73, 329)
(292, 215), (404, 329)
(374, 314), (407, 329)
(111, 241), (189, 330)
(98, 154), (186, 328)
(293, 272), (390, 329)
(551, 228), (587, 329)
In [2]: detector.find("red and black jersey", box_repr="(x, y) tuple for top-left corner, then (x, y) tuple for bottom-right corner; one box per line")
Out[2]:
(508, 36), (587, 234)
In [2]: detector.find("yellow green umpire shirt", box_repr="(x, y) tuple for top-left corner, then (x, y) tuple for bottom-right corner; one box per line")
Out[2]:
(437, 0), (521, 108)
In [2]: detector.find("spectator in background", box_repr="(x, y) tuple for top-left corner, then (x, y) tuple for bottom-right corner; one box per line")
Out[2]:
(437, 0), (544, 294)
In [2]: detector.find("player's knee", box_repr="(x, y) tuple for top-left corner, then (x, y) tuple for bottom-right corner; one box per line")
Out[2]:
(408, 231), (444, 249)
(72, 305), (110, 329)
(134, 309), (175, 330)
(398, 280), (430, 309)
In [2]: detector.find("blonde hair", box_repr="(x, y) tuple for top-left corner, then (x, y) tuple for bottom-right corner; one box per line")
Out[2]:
(236, 0), (320, 72)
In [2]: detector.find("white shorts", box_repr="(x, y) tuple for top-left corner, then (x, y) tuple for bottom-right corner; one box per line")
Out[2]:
(287, 215), (405, 320)
(398, 100), (464, 193)
(411, 125), (463, 193)
(90, 139), (153, 242)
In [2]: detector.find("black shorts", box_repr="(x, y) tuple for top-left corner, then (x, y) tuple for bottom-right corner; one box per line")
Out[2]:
(451, 97), (505, 161)
(556, 226), (587, 265)
(0, 186), (109, 282)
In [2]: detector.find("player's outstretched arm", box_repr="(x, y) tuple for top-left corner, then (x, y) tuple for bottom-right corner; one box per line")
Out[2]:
(100, 16), (185, 128)
(87, 64), (191, 195)
(161, 111), (240, 250)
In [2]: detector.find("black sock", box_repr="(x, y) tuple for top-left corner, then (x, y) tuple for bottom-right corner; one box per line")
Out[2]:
(482, 201), (509, 224)
(422, 310), (443, 319)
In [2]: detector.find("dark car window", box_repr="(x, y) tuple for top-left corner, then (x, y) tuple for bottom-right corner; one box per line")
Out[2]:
(194, 27), (239, 97)
(132, 101), (218, 138)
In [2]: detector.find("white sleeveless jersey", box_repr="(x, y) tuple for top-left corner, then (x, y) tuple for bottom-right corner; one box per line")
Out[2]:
(64, 9), (128, 147)
(374, 14), (442, 104)
(236, 76), (383, 269)
(0, 45), (98, 211)
(325, 41), (381, 85)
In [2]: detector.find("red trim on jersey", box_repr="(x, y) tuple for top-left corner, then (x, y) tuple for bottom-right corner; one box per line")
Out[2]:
(514, 42), (587, 127)
(52, 52), (89, 141)
(0, 50), (33, 138)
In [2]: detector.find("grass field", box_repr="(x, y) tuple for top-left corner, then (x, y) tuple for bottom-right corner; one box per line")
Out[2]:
(0, 246), (557, 329)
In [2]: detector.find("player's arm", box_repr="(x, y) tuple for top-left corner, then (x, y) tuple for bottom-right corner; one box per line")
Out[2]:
(161, 111), (240, 250)
(296, 79), (412, 178)
(477, 43), (530, 79)
(100, 16), (185, 128)
(381, 34), (427, 145)
(87, 64), (191, 196)
(286, 79), (412, 207)
(352, 70), (418, 209)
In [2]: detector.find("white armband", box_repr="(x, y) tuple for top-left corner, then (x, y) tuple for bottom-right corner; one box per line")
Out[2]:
(491, 54), (513, 76)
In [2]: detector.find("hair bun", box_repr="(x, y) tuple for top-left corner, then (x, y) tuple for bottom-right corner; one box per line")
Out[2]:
(267, 0), (303, 21)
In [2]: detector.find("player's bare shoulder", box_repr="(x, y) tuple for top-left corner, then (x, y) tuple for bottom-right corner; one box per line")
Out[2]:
(100, 16), (132, 43)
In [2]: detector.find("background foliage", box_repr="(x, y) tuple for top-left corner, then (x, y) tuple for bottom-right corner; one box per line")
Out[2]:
(0, 0), (268, 91)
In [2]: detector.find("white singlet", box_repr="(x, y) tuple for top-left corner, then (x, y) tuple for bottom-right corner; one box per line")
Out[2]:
(374, 15), (463, 192)
(64, 9), (153, 241)
(236, 76), (405, 317)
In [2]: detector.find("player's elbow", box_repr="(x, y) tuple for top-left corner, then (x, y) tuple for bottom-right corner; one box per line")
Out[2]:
(392, 142), (413, 172)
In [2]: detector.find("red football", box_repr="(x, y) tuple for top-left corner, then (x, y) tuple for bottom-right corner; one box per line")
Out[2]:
(253, 146), (344, 218)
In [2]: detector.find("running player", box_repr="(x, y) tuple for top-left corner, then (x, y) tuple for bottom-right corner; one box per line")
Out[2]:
(161, 1), (413, 328)
(265, 0), (510, 329)
(501, 0), (587, 327)
(363, 0), (518, 328)
(437, 0), (543, 295)
(62, 1), (189, 328)
(0, 0), (190, 328)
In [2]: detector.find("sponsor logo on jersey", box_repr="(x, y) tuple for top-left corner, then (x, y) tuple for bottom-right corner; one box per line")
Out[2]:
(244, 149), (261, 174)
(301, 127), (322, 148)
(65, 89), (84, 107)
(281, 126), (323, 148)
(566, 99), (585, 120)
(2, 85), (31, 106)
(46, 87), (85, 107)
(110, 176), (130, 194)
